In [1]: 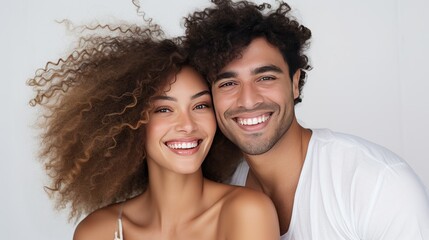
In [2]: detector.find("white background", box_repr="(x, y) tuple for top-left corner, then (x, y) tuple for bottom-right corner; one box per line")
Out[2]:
(1, 0), (428, 238)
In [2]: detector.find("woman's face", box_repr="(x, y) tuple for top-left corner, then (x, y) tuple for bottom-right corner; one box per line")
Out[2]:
(145, 66), (216, 175)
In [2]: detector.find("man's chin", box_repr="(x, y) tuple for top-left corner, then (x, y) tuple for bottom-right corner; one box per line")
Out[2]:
(236, 140), (274, 156)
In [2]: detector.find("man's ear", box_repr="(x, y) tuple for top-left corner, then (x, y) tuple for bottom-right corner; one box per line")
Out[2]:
(292, 69), (301, 100)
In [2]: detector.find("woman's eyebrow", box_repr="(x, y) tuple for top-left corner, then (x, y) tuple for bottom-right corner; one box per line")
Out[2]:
(191, 90), (210, 100)
(151, 90), (210, 101)
(152, 95), (177, 101)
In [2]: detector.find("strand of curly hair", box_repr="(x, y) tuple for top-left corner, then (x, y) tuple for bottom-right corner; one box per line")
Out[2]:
(184, 0), (312, 104)
(28, 22), (241, 220)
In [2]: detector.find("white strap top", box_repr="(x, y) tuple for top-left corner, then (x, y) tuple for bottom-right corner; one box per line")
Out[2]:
(114, 204), (124, 240)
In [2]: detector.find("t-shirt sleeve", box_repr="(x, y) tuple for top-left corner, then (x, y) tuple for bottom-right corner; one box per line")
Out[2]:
(362, 162), (429, 240)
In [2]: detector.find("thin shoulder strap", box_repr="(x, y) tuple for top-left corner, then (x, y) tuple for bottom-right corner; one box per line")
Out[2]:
(114, 203), (124, 240)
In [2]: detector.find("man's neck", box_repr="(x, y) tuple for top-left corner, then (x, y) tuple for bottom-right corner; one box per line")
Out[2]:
(244, 118), (311, 192)
(243, 118), (312, 235)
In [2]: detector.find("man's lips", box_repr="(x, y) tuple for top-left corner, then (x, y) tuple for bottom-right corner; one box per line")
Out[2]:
(235, 113), (271, 126)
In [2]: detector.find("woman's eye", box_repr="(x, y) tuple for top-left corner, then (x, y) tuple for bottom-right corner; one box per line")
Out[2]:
(154, 107), (172, 113)
(194, 103), (210, 110)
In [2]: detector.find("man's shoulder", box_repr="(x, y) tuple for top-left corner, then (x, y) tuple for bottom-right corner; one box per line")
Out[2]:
(307, 129), (429, 239)
(310, 128), (404, 167)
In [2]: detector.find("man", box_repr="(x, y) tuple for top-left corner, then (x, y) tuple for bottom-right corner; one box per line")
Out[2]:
(184, 0), (429, 239)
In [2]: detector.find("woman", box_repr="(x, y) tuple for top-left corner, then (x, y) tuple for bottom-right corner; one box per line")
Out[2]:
(28, 25), (279, 239)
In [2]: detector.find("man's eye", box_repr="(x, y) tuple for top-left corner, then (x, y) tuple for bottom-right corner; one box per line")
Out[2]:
(218, 81), (235, 88)
(260, 76), (276, 81)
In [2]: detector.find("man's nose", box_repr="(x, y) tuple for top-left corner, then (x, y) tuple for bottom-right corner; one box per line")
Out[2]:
(236, 83), (263, 109)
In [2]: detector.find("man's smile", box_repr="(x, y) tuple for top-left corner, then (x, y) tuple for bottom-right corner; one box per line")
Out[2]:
(235, 113), (271, 126)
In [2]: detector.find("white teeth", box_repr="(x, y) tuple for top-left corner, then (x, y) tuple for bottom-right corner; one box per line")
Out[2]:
(167, 141), (198, 149)
(238, 115), (269, 126)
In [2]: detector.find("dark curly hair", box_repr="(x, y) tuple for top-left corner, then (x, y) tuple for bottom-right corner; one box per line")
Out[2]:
(184, 0), (312, 104)
(27, 23), (241, 219)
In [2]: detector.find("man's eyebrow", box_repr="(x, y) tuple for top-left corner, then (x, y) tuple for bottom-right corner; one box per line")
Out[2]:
(252, 65), (284, 75)
(215, 71), (237, 82)
(191, 90), (210, 100)
(214, 64), (283, 83)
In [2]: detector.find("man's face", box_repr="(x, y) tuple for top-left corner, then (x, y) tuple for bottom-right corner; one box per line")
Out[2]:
(212, 37), (300, 155)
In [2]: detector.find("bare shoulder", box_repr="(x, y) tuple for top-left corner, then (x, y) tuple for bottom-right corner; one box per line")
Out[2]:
(218, 186), (280, 240)
(221, 186), (276, 218)
(73, 203), (120, 240)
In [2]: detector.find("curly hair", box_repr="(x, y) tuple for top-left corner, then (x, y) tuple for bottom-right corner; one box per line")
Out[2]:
(28, 23), (241, 220)
(184, 0), (312, 104)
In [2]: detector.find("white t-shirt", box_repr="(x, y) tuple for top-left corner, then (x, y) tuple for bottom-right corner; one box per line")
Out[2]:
(230, 129), (429, 240)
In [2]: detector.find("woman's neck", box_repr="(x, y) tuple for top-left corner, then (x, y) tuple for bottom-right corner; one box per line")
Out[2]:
(144, 165), (207, 226)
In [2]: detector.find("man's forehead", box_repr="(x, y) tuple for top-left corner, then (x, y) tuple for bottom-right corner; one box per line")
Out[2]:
(222, 38), (287, 68)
